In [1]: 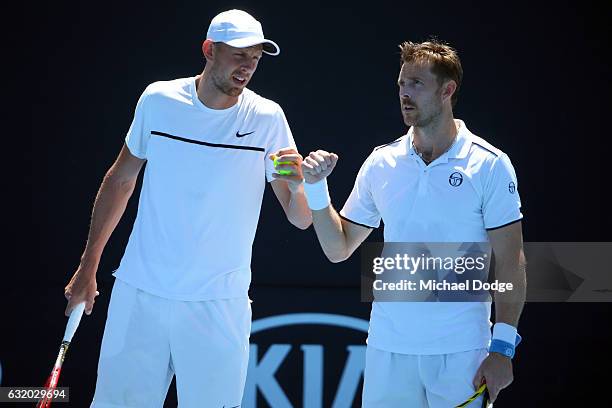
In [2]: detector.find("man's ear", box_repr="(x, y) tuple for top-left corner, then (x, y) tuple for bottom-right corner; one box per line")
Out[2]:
(202, 39), (214, 61)
(441, 80), (457, 103)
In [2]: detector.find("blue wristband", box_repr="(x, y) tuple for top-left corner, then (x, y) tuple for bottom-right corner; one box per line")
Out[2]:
(489, 333), (522, 358)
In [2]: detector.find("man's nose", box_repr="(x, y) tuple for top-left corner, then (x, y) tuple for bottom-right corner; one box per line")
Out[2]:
(241, 58), (257, 71)
(401, 94), (412, 103)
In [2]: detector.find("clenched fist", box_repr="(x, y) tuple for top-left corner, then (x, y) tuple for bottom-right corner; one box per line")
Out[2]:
(64, 263), (99, 316)
(301, 150), (339, 184)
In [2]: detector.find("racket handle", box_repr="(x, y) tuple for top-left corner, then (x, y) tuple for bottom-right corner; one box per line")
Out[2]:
(63, 302), (85, 342)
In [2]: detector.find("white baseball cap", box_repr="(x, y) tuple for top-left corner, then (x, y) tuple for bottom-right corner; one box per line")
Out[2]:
(206, 9), (280, 56)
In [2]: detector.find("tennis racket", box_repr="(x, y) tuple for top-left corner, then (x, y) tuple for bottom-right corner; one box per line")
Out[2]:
(36, 302), (86, 408)
(455, 382), (491, 407)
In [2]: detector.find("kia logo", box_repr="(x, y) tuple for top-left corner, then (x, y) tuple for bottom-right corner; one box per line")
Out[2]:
(243, 313), (368, 407)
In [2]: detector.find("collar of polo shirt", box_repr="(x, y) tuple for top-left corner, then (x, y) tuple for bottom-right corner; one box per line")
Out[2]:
(408, 119), (472, 164)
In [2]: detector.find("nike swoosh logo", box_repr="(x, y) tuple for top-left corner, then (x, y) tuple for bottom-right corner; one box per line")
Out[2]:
(236, 131), (255, 138)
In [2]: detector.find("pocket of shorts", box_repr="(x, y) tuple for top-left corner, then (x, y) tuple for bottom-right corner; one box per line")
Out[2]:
(99, 280), (137, 357)
(241, 297), (252, 343)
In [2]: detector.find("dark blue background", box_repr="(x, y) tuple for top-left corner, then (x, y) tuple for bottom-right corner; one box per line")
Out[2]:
(8, 0), (611, 406)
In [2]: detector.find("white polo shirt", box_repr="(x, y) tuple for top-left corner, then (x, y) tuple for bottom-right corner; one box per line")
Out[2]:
(340, 119), (522, 354)
(113, 77), (295, 300)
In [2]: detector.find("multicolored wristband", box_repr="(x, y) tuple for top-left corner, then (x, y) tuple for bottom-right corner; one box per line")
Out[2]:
(489, 323), (522, 359)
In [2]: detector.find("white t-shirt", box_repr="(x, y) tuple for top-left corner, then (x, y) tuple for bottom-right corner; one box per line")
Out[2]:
(113, 76), (295, 300)
(340, 120), (522, 354)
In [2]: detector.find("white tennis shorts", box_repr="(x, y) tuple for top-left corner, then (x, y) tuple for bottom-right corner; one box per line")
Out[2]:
(362, 346), (490, 408)
(90, 279), (251, 408)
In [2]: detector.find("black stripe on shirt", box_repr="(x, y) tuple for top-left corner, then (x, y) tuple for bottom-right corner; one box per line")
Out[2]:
(485, 218), (522, 231)
(151, 131), (265, 152)
(339, 213), (376, 229)
(472, 141), (500, 157)
(374, 137), (403, 151)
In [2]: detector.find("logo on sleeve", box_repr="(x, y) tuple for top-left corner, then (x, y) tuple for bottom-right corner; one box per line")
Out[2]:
(509, 181), (516, 194)
(236, 130), (255, 138)
(449, 172), (463, 187)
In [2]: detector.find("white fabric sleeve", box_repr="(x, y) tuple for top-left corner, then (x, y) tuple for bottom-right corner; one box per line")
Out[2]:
(265, 106), (297, 182)
(339, 154), (381, 228)
(483, 153), (523, 230)
(125, 86), (151, 159)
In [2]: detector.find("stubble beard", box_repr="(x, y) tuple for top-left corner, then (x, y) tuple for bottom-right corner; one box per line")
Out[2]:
(408, 101), (443, 129)
(211, 69), (242, 97)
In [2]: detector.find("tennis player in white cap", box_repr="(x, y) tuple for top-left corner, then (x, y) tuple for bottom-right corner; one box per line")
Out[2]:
(63, 9), (311, 407)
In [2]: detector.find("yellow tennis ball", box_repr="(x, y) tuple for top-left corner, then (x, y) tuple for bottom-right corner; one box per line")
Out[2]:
(273, 156), (293, 176)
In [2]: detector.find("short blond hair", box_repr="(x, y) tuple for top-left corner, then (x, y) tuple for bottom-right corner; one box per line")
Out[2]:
(399, 40), (463, 107)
